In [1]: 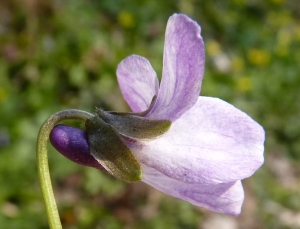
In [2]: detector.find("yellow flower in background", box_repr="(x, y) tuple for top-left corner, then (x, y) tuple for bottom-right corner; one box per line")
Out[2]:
(247, 49), (270, 67)
(237, 77), (252, 92)
(118, 11), (135, 28)
(231, 57), (245, 72)
(206, 40), (221, 57)
(0, 87), (7, 103)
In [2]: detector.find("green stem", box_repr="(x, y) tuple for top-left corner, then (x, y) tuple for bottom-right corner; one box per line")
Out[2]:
(36, 109), (93, 229)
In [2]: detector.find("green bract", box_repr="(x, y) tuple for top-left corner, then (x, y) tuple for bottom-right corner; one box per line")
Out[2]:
(97, 109), (172, 139)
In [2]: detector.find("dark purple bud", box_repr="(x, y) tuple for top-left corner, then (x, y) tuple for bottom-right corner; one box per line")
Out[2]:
(50, 124), (105, 171)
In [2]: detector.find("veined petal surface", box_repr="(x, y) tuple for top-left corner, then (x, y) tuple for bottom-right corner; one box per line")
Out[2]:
(130, 97), (265, 184)
(117, 55), (159, 112)
(142, 165), (244, 216)
(147, 14), (205, 121)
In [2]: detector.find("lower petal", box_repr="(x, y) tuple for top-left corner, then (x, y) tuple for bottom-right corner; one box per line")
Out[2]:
(142, 165), (244, 216)
(130, 96), (265, 184)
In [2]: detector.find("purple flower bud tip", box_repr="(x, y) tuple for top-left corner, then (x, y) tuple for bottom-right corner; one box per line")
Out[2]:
(50, 124), (105, 171)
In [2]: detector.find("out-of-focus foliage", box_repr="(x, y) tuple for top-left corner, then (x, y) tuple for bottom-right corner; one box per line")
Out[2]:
(0, 0), (300, 228)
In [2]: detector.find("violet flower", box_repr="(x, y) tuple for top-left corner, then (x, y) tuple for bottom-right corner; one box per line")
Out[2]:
(50, 14), (264, 216)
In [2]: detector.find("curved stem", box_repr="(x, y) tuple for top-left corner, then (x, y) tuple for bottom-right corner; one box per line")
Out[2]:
(36, 109), (94, 229)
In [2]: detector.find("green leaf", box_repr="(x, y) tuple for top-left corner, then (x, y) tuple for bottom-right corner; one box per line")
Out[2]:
(85, 116), (142, 182)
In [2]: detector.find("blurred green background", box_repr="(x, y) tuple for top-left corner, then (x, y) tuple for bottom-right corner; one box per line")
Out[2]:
(0, 0), (300, 228)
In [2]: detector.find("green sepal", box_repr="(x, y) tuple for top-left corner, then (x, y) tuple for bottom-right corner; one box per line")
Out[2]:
(109, 95), (157, 117)
(96, 109), (172, 139)
(85, 116), (142, 182)
(95, 96), (172, 139)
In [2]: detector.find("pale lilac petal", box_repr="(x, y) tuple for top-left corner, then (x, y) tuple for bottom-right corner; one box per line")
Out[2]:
(129, 97), (265, 184)
(117, 55), (159, 112)
(147, 14), (205, 121)
(142, 165), (244, 216)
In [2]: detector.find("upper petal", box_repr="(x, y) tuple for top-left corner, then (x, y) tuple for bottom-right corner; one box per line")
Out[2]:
(142, 165), (244, 216)
(117, 55), (159, 112)
(130, 97), (265, 184)
(147, 14), (205, 121)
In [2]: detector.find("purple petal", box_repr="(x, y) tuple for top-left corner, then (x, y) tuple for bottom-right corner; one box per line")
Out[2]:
(146, 14), (205, 121)
(50, 124), (105, 171)
(117, 55), (159, 112)
(130, 97), (265, 184)
(142, 165), (244, 216)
